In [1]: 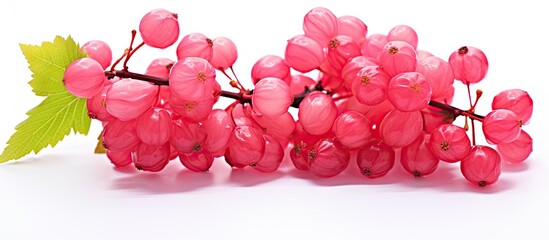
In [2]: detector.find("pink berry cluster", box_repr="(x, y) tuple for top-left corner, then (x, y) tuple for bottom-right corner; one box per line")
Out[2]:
(62, 7), (533, 187)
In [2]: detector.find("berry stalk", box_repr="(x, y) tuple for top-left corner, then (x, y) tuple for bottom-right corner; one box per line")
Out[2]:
(104, 69), (487, 120)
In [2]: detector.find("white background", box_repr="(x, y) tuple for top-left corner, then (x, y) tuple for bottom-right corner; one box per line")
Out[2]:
(0, 0), (547, 239)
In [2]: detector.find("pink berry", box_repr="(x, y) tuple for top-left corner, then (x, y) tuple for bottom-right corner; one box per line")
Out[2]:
(363, 100), (395, 125)
(416, 50), (433, 61)
(133, 143), (170, 172)
(379, 110), (423, 147)
(387, 25), (419, 49)
(179, 151), (214, 172)
(145, 58), (174, 79)
(176, 33), (214, 61)
(169, 57), (216, 102)
(170, 118), (207, 154)
(332, 111), (372, 149)
(87, 82), (115, 122)
(307, 138), (350, 178)
(298, 91), (338, 135)
(387, 72), (432, 112)
(421, 106), (451, 134)
(252, 77), (292, 117)
(351, 66), (390, 106)
(202, 110), (234, 157)
(337, 15), (367, 44)
(492, 89), (533, 125)
(106, 149), (133, 167)
(416, 56), (454, 100)
(106, 79), (157, 121)
(327, 35), (362, 71)
(460, 145), (501, 187)
(361, 34), (387, 59)
(289, 74), (316, 95)
(285, 35), (324, 73)
(209, 37), (238, 70)
(64, 58), (106, 98)
(303, 7), (338, 45)
(497, 130), (533, 164)
(81, 40), (112, 69)
(448, 46), (488, 84)
(139, 9), (179, 49)
(341, 56), (377, 89)
(226, 126), (266, 166)
(102, 119), (139, 151)
(482, 109), (522, 144)
(379, 41), (417, 77)
(357, 139), (395, 178)
(251, 55), (291, 85)
(253, 134), (284, 173)
(401, 134), (439, 177)
(252, 111), (296, 144)
(429, 124), (471, 163)
(170, 94), (214, 122)
(136, 107), (172, 145)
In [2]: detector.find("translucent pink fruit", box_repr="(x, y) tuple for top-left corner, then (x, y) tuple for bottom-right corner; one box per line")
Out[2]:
(102, 119), (139, 151)
(289, 74), (316, 95)
(106, 79), (157, 121)
(251, 55), (291, 85)
(201, 110), (234, 157)
(387, 25), (419, 49)
(497, 130), (533, 163)
(176, 33), (214, 61)
(448, 46), (488, 84)
(252, 77), (292, 117)
(209, 37), (238, 70)
(251, 111), (295, 144)
(169, 94), (214, 122)
(416, 56), (454, 100)
(253, 134), (284, 173)
(492, 89), (533, 125)
(307, 138), (351, 178)
(136, 107), (172, 145)
(401, 134), (439, 177)
(133, 143), (170, 172)
(357, 139), (395, 178)
(169, 57), (216, 101)
(303, 7), (338, 45)
(285, 35), (324, 73)
(145, 58), (174, 79)
(298, 91), (338, 135)
(361, 34), (388, 59)
(226, 126), (266, 166)
(416, 50), (434, 61)
(460, 145), (501, 187)
(429, 124), (471, 163)
(332, 111), (372, 149)
(421, 106), (449, 133)
(482, 109), (522, 144)
(170, 118), (207, 154)
(139, 8), (179, 49)
(379, 41), (417, 77)
(64, 58), (106, 98)
(379, 110), (423, 147)
(290, 121), (324, 171)
(87, 83), (115, 122)
(351, 66), (390, 106)
(327, 35), (362, 71)
(387, 72), (432, 112)
(337, 15), (368, 44)
(341, 56), (377, 89)
(81, 40), (112, 69)
(179, 151), (214, 172)
(106, 149), (133, 167)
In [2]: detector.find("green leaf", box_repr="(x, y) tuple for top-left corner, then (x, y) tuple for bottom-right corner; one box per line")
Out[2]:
(0, 36), (91, 163)
(0, 92), (90, 163)
(20, 36), (86, 96)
